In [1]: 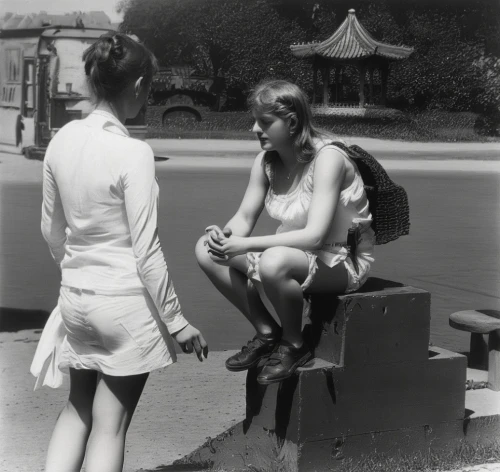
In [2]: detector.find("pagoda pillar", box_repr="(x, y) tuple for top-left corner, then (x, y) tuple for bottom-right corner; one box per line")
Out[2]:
(321, 66), (330, 106)
(312, 62), (318, 105)
(369, 67), (374, 105)
(334, 66), (340, 103)
(381, 62), (389, 107)
(358, 63), (366, 107)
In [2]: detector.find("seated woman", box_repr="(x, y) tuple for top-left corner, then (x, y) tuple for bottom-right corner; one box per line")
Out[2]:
(195, 80), (374, 384)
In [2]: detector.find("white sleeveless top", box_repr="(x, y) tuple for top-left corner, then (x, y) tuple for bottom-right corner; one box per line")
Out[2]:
(263, 144), (375, 268)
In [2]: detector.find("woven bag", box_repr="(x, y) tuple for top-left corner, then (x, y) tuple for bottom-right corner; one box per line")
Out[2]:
(330, 142), (410, 245)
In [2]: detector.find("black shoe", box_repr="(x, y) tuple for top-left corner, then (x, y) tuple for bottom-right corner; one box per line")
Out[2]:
(256, 342), (313, 385)
(225, 332), (281, 372)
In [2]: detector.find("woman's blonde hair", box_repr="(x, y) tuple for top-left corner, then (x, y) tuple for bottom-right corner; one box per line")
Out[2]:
(247, 80), (335, 163)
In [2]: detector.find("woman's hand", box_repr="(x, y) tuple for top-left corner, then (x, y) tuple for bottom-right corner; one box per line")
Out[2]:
(173, 323), (208, 362)
(205, 225), (232, 260)
(217, 234), (249, 258)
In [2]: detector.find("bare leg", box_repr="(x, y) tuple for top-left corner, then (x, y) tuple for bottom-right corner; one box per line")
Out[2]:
(259, 247), (348, 348)
(258, 247), (309, 348)
(195, 236), (280, 336)
(85, 372), (148, 472)
(45, 368), (98, 472)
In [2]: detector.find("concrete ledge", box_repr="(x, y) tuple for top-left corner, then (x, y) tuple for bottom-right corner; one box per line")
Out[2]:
(307, 278), (431, 366)
(243, 347), (466, 443)
(175, 397), (500, 472)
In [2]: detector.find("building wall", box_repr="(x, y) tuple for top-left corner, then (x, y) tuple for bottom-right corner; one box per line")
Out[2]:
(0, 37), (38, 153)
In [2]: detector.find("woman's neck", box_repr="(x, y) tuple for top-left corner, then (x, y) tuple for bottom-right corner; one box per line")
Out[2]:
(275, 142), (299, 170)
(95, 100), (127, 125)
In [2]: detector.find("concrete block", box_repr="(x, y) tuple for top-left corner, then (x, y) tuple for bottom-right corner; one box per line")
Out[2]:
(243, 347), (465, 443)
(296, 347), (466, 442)
(297, 420), (469, 472)
(245, 358), (331, 438)
(306, 278), (431, 366)
(175, 412), (500, 472)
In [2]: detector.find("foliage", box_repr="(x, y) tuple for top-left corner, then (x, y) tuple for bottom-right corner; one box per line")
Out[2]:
(119, 0), (308, 91)
(145, 107), (498, 142)
(119, 0), (500, 125)
(308, 0), (499, 112)
(473, 54), (500, 135)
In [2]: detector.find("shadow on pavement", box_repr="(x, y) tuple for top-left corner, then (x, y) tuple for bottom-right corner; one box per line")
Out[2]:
(0, 307), (49, 332)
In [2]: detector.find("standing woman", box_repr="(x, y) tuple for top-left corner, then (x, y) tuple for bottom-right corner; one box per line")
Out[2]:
(195, 80), (374, 385)
(33, 33), (207, 472)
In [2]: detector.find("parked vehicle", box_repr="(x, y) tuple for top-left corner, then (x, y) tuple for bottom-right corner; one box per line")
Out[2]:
(0, 15), (146, 159)
(149, 66), (225, 126)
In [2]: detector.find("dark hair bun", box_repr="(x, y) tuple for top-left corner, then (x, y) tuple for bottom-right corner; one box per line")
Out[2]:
(94, 35), (114, 63)
(110, 36), (124, 61)
(82, 32), (158, 103)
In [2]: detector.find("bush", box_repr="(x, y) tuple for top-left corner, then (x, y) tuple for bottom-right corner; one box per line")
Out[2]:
(474, 109), (500, 137)
(145, 108), (498, 142)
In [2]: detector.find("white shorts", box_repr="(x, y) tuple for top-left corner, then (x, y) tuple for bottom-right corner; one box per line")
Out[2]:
(245, 248), (372, 323)
(246, 249), (371, 294)
(56, 286), (177, 376)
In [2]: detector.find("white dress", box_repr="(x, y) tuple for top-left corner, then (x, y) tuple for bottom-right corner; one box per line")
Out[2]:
(31, 110), (187, 388)
(247, 143), (375, 294)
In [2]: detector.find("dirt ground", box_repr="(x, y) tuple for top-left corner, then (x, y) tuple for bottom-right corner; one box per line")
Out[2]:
(0, 327), (246, 472)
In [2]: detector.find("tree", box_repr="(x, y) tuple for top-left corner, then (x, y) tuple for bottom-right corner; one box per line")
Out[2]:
(118, 0), (500, 113)
(119, 0), (308, 90)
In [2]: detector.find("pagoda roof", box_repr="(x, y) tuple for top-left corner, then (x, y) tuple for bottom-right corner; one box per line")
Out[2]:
(290, 9), (413, 61)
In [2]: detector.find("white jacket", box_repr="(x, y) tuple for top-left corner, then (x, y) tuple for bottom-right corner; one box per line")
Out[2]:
(40, 109), (187, 335)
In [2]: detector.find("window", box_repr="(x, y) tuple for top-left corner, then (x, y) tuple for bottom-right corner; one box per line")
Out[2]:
(6, 49), (21, 82)
(24, 60), (35, 117)
(1, 85), (18, 105)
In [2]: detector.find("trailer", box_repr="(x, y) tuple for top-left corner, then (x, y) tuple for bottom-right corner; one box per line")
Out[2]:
(0, 17), (146, 159)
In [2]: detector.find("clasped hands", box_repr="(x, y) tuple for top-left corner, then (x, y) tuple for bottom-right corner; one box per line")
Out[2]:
(204, 225), (249, 260)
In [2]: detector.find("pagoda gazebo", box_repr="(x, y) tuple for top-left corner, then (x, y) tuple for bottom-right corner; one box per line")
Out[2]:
(290, 9), (413, 108)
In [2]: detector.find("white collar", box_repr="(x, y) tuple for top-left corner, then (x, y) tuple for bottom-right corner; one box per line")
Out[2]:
(88, 109), (131, 137)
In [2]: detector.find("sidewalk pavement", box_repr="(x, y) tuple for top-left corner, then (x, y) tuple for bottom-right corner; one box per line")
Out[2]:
(0, 328), (247, 472)
(3, 137), (499, 188)
(2, 149), (500, 188)
(1, 328), (499, 472)
(147, 137), (500, 160)
(447, 465), (500, 472)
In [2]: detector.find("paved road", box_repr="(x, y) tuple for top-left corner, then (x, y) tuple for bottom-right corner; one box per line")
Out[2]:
(148, 137), (500, 160)
(1, 142), (499, 353)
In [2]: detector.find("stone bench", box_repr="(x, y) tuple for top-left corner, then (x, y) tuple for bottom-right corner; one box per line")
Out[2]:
(449, 309), (500, 391)
(175, 278), (477, 471)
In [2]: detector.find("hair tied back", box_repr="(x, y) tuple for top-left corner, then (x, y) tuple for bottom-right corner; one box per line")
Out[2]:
(93, 35), (114, 63)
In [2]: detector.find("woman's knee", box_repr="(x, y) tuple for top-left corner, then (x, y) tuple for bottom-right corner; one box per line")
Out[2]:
(259, 247), (293, 283)
(195, 235), (213, 271)
(195, 234), (235, 272)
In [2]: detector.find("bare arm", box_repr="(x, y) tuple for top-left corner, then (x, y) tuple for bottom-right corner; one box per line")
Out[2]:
(222, 152), (269, 237)
(219, 148), (346, 255)
(207, 152), (269, 244)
